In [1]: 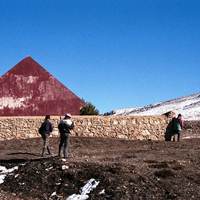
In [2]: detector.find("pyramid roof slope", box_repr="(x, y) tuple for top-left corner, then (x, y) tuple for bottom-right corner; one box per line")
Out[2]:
(0, 56), (85, 116)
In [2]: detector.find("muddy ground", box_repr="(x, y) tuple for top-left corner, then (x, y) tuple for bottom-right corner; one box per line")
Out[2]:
(0, 120), (200, 200)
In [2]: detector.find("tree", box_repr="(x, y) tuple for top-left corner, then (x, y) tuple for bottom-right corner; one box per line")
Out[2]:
(80, 99), (99, 115)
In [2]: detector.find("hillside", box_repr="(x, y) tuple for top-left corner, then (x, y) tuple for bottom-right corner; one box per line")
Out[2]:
(104, 92), (200, 120)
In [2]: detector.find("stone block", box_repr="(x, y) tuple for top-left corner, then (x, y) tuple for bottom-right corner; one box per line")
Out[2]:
(141, 130), (151, 136)
(132, 119), (136, 124)
(117, 134), (128, 139)
(103, 121), (110, 125)
(122, 120), (127, 125)
(113, 120), (118, 125)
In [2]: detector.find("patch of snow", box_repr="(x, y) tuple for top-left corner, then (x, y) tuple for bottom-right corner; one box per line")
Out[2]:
(66, 178), (100, 200)
(98, 189), (105, 195)
(0, 166), (18, 184)
(62, 165), (69, 170)
(50, 191), (57, 197)
(45, 166), (53, 171)
(66, 194), (89, 200)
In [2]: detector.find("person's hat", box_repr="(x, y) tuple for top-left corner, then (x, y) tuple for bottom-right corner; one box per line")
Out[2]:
(65, 113), (71, 118)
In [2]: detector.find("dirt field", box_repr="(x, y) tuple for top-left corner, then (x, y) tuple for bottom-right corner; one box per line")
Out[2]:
(0, 121), (200, 200)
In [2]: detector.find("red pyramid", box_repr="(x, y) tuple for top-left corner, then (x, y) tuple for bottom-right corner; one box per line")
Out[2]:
(0, 56), (85, 116)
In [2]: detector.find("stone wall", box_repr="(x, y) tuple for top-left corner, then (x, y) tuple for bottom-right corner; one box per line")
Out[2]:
(0, 115), (173, 141)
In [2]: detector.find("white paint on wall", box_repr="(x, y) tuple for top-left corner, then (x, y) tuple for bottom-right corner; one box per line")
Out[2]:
(0, 96), (32, 109)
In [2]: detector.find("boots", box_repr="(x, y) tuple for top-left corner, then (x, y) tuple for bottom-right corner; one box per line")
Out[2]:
(58, 147), (61, 157)
(42, 147), (46, 157)
(47, 146), (51, 155)
(64, 148), (69, 158)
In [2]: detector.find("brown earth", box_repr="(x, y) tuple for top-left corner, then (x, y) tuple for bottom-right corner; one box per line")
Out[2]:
(0, 121), (200, 200)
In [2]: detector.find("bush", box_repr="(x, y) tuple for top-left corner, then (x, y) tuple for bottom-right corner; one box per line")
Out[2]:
(80, 100), (99, 115)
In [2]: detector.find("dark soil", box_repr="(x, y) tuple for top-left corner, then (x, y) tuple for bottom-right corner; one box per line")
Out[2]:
(0, 121), (200, 200)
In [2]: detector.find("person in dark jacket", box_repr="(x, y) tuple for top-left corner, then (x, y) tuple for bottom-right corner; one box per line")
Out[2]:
(58, 113), (75, 158)
(40, 115), (53, 156)
(172, 114), (183, 141)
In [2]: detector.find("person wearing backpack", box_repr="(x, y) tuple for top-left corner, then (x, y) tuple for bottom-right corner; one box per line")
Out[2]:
(58, 113), (75, 158)
(39, 115), (53, 156)
(172, 114), (183, 141)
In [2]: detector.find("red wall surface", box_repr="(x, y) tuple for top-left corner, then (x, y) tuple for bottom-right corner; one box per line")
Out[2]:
(0, 56), (85, 116)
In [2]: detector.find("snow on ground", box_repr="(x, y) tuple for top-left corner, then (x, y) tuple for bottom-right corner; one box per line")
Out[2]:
(105, 92), (200, 120)
(66, 178), (99, 200)
(0, 163), (99, 200)
(0, 166), (18, 184)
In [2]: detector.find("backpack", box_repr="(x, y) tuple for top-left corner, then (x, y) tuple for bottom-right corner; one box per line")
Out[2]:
(39, 123), (44, 134)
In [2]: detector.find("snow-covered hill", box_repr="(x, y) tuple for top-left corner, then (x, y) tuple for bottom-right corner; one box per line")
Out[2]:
(104, 92), (200, 121)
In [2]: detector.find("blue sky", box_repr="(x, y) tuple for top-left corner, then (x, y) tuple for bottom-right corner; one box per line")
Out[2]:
(0, 0), (200, 114)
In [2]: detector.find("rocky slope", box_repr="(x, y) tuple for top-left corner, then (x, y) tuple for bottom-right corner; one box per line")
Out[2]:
(105, 92), (200, 120)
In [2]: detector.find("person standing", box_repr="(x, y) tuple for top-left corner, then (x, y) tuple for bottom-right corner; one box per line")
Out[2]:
(39, 115), (53, 156)
(58, 113), (75, 158)
(172, 114), (183, 141)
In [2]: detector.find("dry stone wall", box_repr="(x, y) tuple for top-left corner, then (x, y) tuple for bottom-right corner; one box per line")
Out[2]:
(0, 115), (172, 141)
